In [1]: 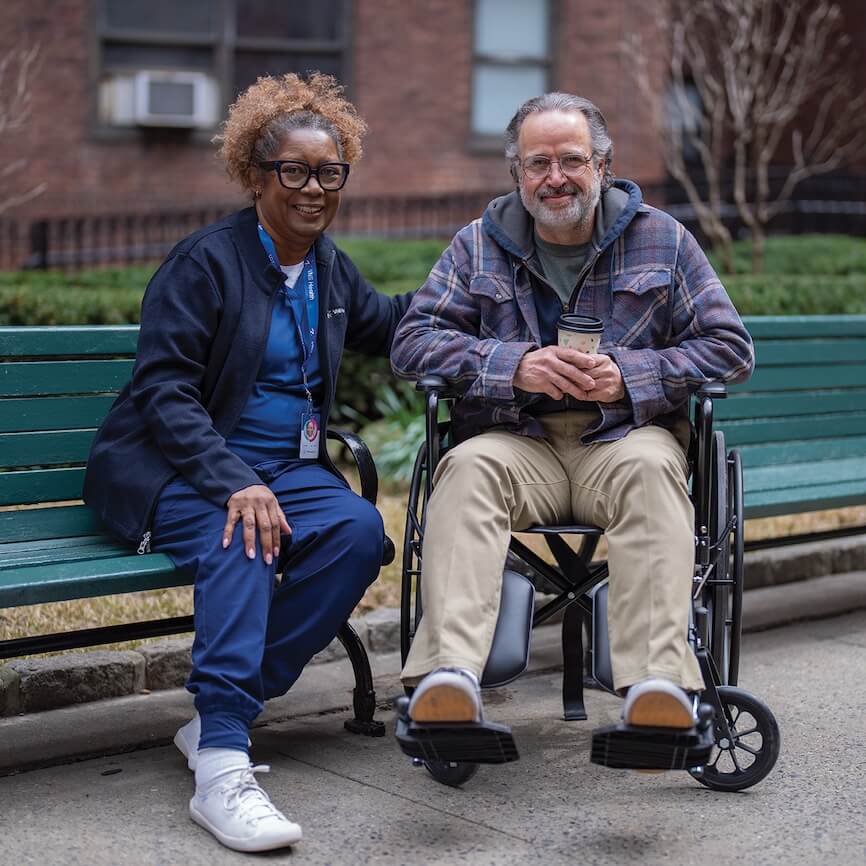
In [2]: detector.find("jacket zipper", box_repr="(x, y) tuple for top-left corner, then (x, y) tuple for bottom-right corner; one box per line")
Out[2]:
(137, 530), (152, 555)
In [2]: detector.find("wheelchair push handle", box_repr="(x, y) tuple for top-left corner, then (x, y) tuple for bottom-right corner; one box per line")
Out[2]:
(415, 376), (456, 497)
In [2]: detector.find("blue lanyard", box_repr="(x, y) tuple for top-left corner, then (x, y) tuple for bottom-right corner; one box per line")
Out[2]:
(257, 223), (319, 402)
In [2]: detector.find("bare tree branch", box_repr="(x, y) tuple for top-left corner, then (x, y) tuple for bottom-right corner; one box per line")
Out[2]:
(0, 44), (44, 217)
(623, 0), (866, 273)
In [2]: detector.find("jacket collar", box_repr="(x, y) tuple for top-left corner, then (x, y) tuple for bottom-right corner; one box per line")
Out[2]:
(231, 205), (336, 291)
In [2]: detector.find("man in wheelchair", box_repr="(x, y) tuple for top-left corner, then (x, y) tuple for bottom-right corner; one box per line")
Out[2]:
(390, 93), (757, 773)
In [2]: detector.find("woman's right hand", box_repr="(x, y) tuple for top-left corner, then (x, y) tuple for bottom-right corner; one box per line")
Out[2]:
(223, 485), (291, 565)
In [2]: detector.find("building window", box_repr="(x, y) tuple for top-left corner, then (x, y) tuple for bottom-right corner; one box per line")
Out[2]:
(471, 0), (551, 138)
(95, 0), (348, 133)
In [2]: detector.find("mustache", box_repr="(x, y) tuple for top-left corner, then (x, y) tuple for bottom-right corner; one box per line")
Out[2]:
(537, 183), (579, 199)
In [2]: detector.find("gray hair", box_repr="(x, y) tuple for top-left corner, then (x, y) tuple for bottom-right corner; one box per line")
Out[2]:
(504, 93), (614, 192)
(250, 110), (344, 182)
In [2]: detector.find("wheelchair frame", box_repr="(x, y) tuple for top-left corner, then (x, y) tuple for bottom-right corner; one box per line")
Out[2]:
(398, 378), (779, 791)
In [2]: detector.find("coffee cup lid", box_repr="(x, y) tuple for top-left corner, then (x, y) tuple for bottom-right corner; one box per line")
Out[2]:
(557, 314), (603, 333)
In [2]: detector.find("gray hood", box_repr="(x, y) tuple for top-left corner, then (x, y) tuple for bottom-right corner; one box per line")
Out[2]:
(481, 178), (644, 262)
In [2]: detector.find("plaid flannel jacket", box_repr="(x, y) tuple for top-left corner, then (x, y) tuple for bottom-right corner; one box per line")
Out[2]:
(391, 181), (754, 445)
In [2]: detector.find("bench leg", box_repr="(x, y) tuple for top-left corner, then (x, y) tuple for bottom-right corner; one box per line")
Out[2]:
(336, 621), (386, 737)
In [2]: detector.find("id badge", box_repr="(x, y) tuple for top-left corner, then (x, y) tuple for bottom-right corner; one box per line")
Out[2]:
(299, 411), (321, 459)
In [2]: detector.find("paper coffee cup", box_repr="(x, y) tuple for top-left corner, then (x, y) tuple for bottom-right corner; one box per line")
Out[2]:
(557, 314), (603, 353)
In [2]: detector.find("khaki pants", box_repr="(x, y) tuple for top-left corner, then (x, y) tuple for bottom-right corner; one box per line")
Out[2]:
(401, 411), (704, 693)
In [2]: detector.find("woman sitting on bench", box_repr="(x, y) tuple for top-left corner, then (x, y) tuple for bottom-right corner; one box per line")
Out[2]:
(84, 73), (411, 853)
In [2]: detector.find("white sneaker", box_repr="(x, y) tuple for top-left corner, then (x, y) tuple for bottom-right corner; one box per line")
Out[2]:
(408, 667), (482, 723)
(189, 764), (302, 852)
(174, 715), (251, 771)
(622, 678), (696, 729)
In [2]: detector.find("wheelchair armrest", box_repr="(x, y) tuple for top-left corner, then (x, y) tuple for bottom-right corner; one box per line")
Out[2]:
(415, 375), (458, 398)
(327, 428), (378, 506)
(697, 381), (727, 399)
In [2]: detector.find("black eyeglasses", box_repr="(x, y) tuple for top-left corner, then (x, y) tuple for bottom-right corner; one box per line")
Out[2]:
(520, 153), (594, 180)
(258, 160), (350, 191)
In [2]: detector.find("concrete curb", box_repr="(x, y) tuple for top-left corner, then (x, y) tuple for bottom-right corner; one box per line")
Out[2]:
(1, 536), (863, 717)
(0, 612), (395, 717)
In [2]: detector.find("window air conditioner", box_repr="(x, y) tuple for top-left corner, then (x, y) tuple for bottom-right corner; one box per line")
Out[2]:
(133, 70), (218, 128)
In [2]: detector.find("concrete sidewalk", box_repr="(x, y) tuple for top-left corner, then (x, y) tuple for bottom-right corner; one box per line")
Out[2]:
(1, 572), (865, 865)
(0, 609), (864, 866)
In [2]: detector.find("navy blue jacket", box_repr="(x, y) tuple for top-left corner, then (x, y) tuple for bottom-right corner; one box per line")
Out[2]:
(84, 207), (412, 547)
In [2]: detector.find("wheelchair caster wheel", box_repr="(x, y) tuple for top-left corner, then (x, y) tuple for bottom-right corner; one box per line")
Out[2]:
(424, 760), (479, 788)
(690, 686), (780, 792)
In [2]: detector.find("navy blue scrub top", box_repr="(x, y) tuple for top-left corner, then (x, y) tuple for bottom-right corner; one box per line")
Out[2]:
(226, 264), (323, 466)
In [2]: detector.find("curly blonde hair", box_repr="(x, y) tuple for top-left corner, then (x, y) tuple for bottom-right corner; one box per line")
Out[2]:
(215, 72), (367, 193)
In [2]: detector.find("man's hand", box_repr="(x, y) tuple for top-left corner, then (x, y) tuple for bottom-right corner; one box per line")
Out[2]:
(586, 353), (625, 402)
(513, 346), (598, 400)
(223, 484), (291, 564)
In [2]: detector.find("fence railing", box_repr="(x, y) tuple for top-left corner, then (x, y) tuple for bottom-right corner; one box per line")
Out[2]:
(2, 176), (866, 271)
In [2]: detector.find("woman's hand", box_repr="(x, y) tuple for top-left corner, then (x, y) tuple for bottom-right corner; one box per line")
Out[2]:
(223, 485), (291, 564)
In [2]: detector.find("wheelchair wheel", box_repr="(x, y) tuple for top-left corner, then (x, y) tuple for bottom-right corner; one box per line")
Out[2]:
(705, 431), (734, 685)
(690, 686), (780, 792)
(401, 441), (429, 664)
(727, 449), (745, 686)
(424, 760), (480, 787)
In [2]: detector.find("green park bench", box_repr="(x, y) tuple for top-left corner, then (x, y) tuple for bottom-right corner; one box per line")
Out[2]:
(0, 324), (391, 734)
(1, 316), (864, 667)
(721, 316), (866, 523)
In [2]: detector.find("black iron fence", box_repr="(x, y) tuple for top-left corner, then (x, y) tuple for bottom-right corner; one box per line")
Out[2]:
(2, 175), (866, 271)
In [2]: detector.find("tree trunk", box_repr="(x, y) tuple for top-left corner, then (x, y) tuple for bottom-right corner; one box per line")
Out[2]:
(750, 226), (766, 274)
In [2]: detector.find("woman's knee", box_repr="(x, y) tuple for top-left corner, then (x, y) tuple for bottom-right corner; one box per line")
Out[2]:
(334, 497), (385, 568)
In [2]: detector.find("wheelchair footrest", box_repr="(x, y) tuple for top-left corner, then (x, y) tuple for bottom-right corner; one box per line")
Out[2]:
(395, 704), (519, 765)
(590, 721), (714, 771)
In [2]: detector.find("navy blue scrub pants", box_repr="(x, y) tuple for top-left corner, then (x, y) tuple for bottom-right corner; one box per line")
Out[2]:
(152, 462), (384, 752)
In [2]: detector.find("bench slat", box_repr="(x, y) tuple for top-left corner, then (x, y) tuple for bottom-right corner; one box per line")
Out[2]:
(0, 429), (96, 469)
(716, 389), (866, 421)
(0, 538), (136, 569)
(742, 316), (866, 338)
(737, 435), (866, 468)
(0, 396), (116, 433)
(745, 455), (866, 494)
(0, 360), (134, 397)
(723, 412), (866, 446)
(0, 554), (181, 607)
(735, 363), (866, 392)
(0, 325), (138, 357)
(0, 468), (85, 506)
(0, 506), (107, 543)
(755, 339), (866, 366)
(743, 479), (866, 519)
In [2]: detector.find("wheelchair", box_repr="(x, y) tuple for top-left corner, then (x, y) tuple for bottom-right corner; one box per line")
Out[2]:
(394, 377), (780, 792)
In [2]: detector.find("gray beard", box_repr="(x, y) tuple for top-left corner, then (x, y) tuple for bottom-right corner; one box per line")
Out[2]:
(520, 174), (601, 237)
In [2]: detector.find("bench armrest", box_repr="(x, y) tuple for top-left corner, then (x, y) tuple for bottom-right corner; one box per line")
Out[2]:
(326, 428), (394, 565)
(327, 428), (378, 506)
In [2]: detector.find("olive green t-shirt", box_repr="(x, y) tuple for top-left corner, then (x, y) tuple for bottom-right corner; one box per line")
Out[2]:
(533, 230), (590, 307)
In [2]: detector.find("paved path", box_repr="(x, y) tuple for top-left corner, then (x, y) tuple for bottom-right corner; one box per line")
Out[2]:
(2, 611), (865, 866)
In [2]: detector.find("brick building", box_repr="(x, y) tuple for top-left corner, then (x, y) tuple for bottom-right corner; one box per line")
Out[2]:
(2, 0), (864, 267)
(0, 0), (666, 223)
